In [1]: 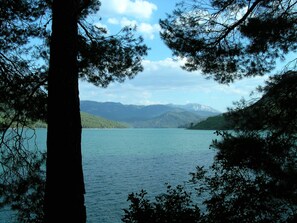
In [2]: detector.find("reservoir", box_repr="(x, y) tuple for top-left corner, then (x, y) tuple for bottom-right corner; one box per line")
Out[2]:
(1, 128), (218, 222)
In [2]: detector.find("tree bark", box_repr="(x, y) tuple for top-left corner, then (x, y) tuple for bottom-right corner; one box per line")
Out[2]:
(44, 0), (86, 222)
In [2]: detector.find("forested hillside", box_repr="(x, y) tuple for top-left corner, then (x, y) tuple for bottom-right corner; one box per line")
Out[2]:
(131, 111), (202, 128)
(80, 100), (219, 128)
(189, 115), (232, 130)
(25, 112), (128, 129)
(80, 112), (127, 128)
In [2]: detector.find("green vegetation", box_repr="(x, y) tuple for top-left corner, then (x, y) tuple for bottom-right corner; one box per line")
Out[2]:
(131, 111), (202, 128)
(80, 101), (217, 128)
(1, 112), (127, 129)
(122, 185), (201, 223)
(1, 0), (148, 221)
(33, 121), (48, 128)
(80, 112), (128, 128)
(1, 0), (296, 222)
(124, 72), (297, 223)
(124, 0), (297, 222)
(189, 115), (232, 130)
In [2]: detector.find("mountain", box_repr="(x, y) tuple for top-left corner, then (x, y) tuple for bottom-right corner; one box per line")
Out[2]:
(80, 101), (183, 122)
(131, 111), (202, 128)
(80, 100), (220, 128)
(168, 103), (221, 117)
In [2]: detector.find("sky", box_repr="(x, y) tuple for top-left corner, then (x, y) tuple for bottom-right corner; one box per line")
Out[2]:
(78, 0), (276, 112)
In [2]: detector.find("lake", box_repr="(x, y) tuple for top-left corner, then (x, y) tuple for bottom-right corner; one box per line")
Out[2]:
(1, 128), (218, 223)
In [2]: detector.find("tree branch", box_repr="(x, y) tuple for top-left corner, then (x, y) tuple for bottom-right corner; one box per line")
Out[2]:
(213, 0), (263, 45)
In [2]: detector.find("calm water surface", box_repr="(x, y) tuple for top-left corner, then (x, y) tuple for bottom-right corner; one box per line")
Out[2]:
(82, 128), (217, 222)
(1, 128), (218, 223)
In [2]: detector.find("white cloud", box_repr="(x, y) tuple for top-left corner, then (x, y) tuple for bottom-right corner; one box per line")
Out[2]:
(99, 1), (159, 40)
(107, 18), (119, 25)
(79, 58), (267, 112)
(100, 0), (157, 19)
(107, 17), (160, 40)
(119, 17), (138, 27)
(138, 23), (160, 40)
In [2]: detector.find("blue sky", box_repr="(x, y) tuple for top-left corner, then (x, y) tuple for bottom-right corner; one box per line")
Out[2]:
(78, 0), (282, 112)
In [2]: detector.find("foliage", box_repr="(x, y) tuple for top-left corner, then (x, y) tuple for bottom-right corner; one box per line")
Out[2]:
(160, 0), (297, 83)
(0, 0), (49, 52)
(0, 128), (46, 223)
(123, 71), (297, 223)
(197, 71), (297, 222)
(1, 0), (148, 222)
(78, 25), (148, 87)
(227, 70), (297, 132)
(0, 1), (48, 221)
(1, 0), (148, 126)
(189, 114), (232, 130)
(125, 0), (297, 221)
(122, 185), (201, 223)
(81, 112), (128, 128)
(0, 0), (48, 128)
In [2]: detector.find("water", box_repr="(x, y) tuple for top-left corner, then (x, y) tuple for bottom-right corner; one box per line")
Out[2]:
(1, 128), (218, 222)
(82, 128), (217, 222)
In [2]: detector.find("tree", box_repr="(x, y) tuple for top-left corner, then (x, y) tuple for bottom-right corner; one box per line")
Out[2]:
(122, 185), (201, 223)
(0, 1), (48, 222)
(0, 0), (148, 222)
(124, 0), (297, 222)
(197, 71), (297, 222)
(0, 0), (48, 130)
(45, 1), (147, 221)
(160, 0), (296, 83)
(123, 73), (297, 222)
(45, 0), (86, 222)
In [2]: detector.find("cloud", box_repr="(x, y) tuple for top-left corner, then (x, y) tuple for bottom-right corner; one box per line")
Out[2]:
(118, 17), (138, 27)
(99, 1), (159, 40)
(138, 23), (160, 40)
(100, 0), (157, 19)
(79, 58), (267, 111)
(107, 17), (160, 40)
(107, 18), (119, 25)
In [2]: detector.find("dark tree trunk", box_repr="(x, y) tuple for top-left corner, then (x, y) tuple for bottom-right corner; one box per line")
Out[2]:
(44, 0), (86, 222)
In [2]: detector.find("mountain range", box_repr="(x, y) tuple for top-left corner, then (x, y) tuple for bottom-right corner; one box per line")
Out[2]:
(80, 100), (221, 128)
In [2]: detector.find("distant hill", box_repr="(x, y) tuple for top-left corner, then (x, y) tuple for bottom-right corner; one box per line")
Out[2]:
(80, 112), (127, 128)
(191, 71), (297, 131)
(168, 103), (221, 117)
(131, 111), (202, 128)
(189, 114), (233, 130)
(80, 100), (220, 128)
(80, 101), (185, 122)
(32, 112), (128, 129)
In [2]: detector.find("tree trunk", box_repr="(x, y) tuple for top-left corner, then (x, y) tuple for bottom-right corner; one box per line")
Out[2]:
(44, 0), (86, 222)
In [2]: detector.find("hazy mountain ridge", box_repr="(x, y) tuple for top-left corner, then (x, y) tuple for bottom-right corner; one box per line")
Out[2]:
(168, 103), (220, 114)
(131, 111), (202, 128)
(80, 100), (220, 128)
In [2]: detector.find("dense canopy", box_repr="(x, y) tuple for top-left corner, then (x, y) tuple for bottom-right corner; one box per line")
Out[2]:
(160, 0), (297, 83)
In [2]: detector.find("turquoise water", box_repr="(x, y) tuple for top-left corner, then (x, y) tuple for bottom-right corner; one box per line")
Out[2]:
(82, 128), (217, 222)
(1, 128), (218, 222)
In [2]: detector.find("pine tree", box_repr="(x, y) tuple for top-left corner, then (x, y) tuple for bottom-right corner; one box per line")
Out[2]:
(0, 1), (148, 222)
(124, 0), (297, 222)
